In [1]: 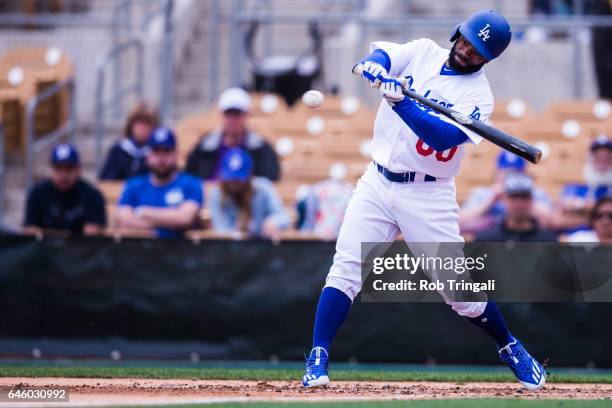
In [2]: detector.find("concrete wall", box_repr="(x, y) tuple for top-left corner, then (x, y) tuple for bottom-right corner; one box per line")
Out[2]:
(325, 28), (598, 110)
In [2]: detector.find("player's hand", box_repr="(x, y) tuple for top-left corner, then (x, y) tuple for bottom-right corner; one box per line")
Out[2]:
(358, 61), (387, 88)
(379, 76), (405, 107)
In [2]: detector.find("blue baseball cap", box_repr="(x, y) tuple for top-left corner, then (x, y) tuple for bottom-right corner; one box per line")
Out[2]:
(50, 143), (80, 166)
(497, 151), (525, 172)
(148, 127), (176, 150)
(590, 135), (611, 152)
(219, 147), (253, 182)
(450, 10), (512, 61)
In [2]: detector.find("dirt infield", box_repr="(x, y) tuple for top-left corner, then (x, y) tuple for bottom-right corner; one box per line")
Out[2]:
(0, 377), (611, 406)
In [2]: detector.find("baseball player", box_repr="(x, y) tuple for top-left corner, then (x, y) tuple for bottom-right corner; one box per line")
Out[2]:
(303, 10), (547, 390)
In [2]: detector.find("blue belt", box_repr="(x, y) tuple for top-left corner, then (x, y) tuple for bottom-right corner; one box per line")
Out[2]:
(375, 162), (437, 183)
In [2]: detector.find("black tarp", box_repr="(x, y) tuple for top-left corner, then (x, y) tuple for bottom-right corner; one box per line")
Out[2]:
(0, 234), (610, 366)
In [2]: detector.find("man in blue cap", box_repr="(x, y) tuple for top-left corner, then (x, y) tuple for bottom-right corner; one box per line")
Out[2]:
(116, 127), (203, 238)
(24, 143), (106, 235)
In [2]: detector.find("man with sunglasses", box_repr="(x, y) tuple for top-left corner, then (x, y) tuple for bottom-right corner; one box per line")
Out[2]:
(567, 196), (612, 243)
(186, 87), (280, 181)
(591, 197), (612, 243)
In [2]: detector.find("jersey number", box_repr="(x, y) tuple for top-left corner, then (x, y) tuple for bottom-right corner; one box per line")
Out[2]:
(415, 140), (458, 162)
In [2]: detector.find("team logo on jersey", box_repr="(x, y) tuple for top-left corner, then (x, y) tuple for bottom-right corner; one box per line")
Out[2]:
(228, 154), (244, 171)
(469, 106), (481, 121)
(165, 188), (184, 206)
(478, 23), (491, 42)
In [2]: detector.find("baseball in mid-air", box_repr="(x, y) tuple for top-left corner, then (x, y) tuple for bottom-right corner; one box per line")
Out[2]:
(302, 90), (325, 108)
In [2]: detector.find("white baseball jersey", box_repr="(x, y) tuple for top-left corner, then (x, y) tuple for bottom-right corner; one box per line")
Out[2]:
(370, 38), (494, 178)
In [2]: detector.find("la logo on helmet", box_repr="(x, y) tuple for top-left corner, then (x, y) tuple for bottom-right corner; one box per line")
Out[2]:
(478, 23), (491, 41)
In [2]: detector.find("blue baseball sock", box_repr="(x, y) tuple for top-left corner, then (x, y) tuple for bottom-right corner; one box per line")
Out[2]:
(312, 287), (352, 352)
(468, 301), (513, 349)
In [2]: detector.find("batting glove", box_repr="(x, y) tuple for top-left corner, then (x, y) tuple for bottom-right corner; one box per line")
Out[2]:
(379, 76), (405, 107)
(359, 61), (387, 89)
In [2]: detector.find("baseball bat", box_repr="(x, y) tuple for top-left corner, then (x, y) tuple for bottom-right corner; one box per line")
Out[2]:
(352, 65), (542, 164)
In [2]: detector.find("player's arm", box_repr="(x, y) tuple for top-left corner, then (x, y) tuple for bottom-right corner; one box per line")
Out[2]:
(355, 39), (421, 87)
(137, 201), (200, 229)
(380, 78), (469, 151)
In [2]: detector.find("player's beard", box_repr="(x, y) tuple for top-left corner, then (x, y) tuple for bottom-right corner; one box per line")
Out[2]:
(448, 41), (485, 74)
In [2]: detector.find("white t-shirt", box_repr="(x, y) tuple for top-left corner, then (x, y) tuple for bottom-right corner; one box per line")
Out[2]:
(370, 38), (494, 178)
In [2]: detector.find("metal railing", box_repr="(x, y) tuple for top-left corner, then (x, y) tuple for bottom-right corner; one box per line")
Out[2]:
(159, 0), (175, 122)
(0, 13), (114, 28)
(94, 38), (144, 172)
(111, 0), (135, 117)
(25, 78), (77, 188)
(207, 0), (221, 105)
(109, 0), (175, 121)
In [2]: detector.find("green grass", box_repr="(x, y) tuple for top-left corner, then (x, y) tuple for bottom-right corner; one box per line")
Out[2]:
(106, 401), (612, 408)
(1, 365), (611, 384)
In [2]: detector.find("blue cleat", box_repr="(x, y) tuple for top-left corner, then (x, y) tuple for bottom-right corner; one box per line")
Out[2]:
(499, 337), (546, 390)
(302, 347), (330, 387)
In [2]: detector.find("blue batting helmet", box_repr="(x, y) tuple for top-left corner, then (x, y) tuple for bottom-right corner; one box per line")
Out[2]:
(450, 10), (511, 61)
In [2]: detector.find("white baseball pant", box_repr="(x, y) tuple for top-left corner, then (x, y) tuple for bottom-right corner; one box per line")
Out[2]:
(325, 163), (487, 318)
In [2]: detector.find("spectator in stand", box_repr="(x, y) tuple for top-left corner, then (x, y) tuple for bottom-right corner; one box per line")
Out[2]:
(584, 135), (611, 194)
(296, 165), (354, 239)
(552, 136), (611, 234)
(475, 173), (557, 242)
(460, 151), (552, 234)
(566, 196), (612, 243)
(209, 147), (289, 241)
(530, 0), (572, 15)
(24, 144), (106, 236)
(116, 127), (203, 239)
(99, 102), (159, 180)
(186, 87), (280, 181)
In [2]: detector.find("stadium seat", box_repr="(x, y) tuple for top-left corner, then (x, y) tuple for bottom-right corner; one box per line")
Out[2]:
(0, 47), (74, 154)
(519, 116), (589, 143)
(97, 181), (124, 205)
(249, 92), (289, 117)
(546, 100), (612, 124)
(491, 99), (532, 122)
(530, 141), (587, 184)
(0, 66), (35, 155)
